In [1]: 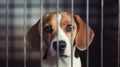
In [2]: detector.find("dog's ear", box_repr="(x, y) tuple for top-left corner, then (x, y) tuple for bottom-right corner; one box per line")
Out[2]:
(74, 15), (95, 51)
(27, 20), (41, 51)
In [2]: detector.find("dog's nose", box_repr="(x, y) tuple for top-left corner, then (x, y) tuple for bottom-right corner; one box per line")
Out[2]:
(53, 41), (66, 52)
(59, 41), (66, 52)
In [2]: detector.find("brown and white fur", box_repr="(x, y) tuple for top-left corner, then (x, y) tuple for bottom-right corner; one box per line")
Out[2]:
(27, 12), (95, 67)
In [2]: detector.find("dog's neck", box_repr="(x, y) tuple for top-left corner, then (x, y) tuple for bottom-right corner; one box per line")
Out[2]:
(41, 46), (81, 67)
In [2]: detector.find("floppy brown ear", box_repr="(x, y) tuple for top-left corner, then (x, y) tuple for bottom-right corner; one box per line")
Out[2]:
(27, 20), (41, 51)
(74, 15), (95, 51)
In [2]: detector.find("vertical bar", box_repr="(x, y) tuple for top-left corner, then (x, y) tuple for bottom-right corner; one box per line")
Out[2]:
(6, 0), (8, 67)
(40, 0), (43, 67)
(118, 0), (120, 67)
(86, 0), (89, 67)
(56, 0), (59, 67)
(24, 0), (27, 67)
(71, 0), (74, 67)
(101, 0), (104, 67)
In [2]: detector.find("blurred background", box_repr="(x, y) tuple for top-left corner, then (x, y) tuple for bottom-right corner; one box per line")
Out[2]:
(0, 0), (119, 67)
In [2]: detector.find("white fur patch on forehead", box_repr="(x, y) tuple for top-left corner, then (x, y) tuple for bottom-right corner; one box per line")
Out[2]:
(57, 14), (62, 25)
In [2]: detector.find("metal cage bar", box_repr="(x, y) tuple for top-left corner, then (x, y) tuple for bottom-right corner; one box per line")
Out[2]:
(6, 0), (9, 67)
(118, 0), (120, 67)
(56, 0), (59, 67)
(101, 0), (104, 67)
(71, 0), (74, 67)
(40, 0), (43, 67)
(86, 0), (89, 67)
(24, 0), (27, 67)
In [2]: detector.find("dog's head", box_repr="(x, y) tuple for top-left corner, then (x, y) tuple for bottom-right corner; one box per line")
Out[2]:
(27, 12), (94, 58)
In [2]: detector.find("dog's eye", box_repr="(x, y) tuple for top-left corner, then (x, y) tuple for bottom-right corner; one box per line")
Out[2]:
(45, 26), (53, 33)
(66, 25), (73, 32)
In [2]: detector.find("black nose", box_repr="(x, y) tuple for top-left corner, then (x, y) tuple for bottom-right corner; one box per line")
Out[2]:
(53, 41), (66, 52)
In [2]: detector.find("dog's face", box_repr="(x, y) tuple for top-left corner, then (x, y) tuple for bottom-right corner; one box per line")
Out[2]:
(42, 12), (77, 57)
(27, 12), (95, 58)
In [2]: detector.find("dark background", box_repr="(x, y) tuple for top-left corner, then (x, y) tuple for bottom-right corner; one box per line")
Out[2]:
(0, 0), (119, 67)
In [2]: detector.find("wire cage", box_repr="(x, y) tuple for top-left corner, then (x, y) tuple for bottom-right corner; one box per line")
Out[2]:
(0, 0), (119, 67)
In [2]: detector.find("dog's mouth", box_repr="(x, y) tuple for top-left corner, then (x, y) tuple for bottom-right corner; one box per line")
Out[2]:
(59, 54), (68, 57)
(59, 53), (69, 58)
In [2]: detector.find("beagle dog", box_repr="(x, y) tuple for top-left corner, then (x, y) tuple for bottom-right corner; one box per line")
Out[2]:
(27, 12), (94, 67)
